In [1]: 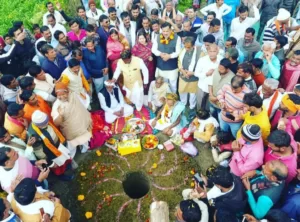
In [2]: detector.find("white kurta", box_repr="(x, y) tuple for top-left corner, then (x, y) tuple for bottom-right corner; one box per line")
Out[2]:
(98, 87), (134, 123)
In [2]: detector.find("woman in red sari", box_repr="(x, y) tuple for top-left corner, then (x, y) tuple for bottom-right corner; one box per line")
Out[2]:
(132, 31), (155, 94)
(106, 28), (129, 73)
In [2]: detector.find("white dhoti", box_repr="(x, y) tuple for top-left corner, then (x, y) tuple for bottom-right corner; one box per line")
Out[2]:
(105, 104), (134, 124)
(77, 92), (91, 109)
(149, 118), (180, 136)
(123, 82), (144, 111)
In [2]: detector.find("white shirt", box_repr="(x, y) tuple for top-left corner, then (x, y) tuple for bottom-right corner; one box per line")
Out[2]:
(230, 6), (260, 41)
(0, 85), (18, 102)
(194, 55), (223, 93)
(207, 183), (235, 200)
(86, 8), (104, 23)
(35, 37), (58, 56)
(48, 23), (66, 47)
(43, 11), (66, 26)
(145, 0), (163, 17)
(257, 86), (283, 118)
(200, 3), (232, 22)
(99, 87), (125, 113)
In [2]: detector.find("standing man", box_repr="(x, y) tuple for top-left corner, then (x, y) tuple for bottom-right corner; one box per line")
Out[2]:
(119, 12), (137, 48)
(187, 7), (203, 32)
(83, 37), (108, 93)
(97, 14), (113, 53)
(200, 0), (232, 25)
(230, 5), (260, 41)
(43, 2), (66, 26)
(112, 50), (148, 111)
(237, 28), (261, 62)
(47, 14), (66, 48)
(178, 37), (201, 118)
(152, 22), (181, 92)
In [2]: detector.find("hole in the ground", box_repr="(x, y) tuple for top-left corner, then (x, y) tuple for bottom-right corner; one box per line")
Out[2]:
(122, 171), (150, 199)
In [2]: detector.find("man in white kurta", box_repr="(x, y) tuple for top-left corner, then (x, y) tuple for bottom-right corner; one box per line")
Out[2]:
(99, 80), (134, 123)
(112, 50), (149, 111)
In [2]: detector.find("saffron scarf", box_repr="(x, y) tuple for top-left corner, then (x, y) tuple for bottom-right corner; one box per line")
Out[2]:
(7, 115), (24, 127)
(257, 90), (279, 117)
(32, 122), (65, 157)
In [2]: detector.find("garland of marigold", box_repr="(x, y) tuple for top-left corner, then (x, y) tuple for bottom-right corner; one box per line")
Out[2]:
(160, 32), (175, 45)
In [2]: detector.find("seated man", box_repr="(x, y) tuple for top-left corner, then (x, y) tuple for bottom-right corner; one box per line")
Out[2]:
(149, 93), (187, 136)
(28, 65), (56, 103)
(264, 130), (297, 183)
(28, 110), (74, 180)
(52, 82), (92, 154)
(174, 199), (208, 222)
(0, 146), (48, 193)
(242, 160), (288, 219)
(257, 79), (282, 119)
(0, 75), (19, 105)
(237, 92), (271, 145)
(60, 58), (91, 109)
(147, 77), (171, 113)
(230, 124), (264, 177)
(4, 103), (28, 141)
(99, 80), (134, 124)
(20, 90), (52, 123)
(0, 126), (36, 160)
(8, 178), (71, 222)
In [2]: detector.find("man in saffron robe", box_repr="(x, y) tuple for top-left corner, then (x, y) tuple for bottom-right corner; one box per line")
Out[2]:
(280, 50), (300, 92)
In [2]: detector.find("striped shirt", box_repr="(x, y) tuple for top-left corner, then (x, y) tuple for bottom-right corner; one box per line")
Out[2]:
(217, 83), (251, 122)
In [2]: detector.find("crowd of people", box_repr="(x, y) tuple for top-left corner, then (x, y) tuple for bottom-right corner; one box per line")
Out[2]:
(0, 0), (300, 221)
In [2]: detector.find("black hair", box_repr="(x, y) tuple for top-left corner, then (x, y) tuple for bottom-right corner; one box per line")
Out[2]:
(161, 22), (172, 29)
(151, 19), (159, 26)
(265, 209), (291, 222)
(183, 36), (195, 46)
(0, 147), (11, 167)
(203, 34), (215, 43)
(238, 5), (248, 13)
(0, 127), (7, 138)
(99, 14), (109, 23)
(85, 24), (95, 32)
(219, 58), (231, 69)
(189, 6), (197, 12)
(180, 200), (201, 222)
(32, 24), (40, 31)
(68, 58), (80, 68)
(69, 19), (79, 27)
(151, 8), (159, 15)
(131, 4), (140, 10)
(245, 27), (255, 36)
(243, 92), (263, 108)
(28, 65), (42, 77)
(13, 21), (23, 28)
(7, 103), (23, 116)
(210, 18), (221, 27)
(210, 166), (233, 188)
(294, 129), (300, 142)
(109, 28), (119, 35)
(231, 75), (245, 89)
(226, 37), (237, 46)
(251, 58), (263, 69)
(120, 50), (132, 60)
(36, 41), (47, 52)
(196, 109), (210, 120)
(71, 48), (82, 58)
(108, 7), (117, 13)
(137, 30), (148, 42)
(207, 11), (216, 18)
(45, 2), (53, 7)
(289, 93), (300, 105)
(19, 77), (34, 90)
(3, 34), (10, 39)
(216, 130), (233, 144)
(71, 40), (81, 49)
(8, 26), (19, 37)
(46, 14), (55, 20)
(142, 16), (151, 23)
(41, 44), (54, 56)
(76, 6), (86, 12)
(40, 25), (50, 33)
(275, 35), (288, 48)
(85, 36), (94, 45)
(20, 90), (34, 102)
(0, 198), (5, 220)
(268, 130), (291, 148)
(0, 75), (14, 87)
(54, 30), (63, 41)
(120, 11), (130, 20)
(238, 62), (254, 75)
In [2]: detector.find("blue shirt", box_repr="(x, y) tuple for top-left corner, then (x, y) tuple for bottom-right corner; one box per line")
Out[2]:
(41, 54), (67, 80)
(223, 0), (240, 23)
(254, 51), (281, 79)
(191, 17), (203, 32)
(82, 46), (108, 78)
(96, 26), (113, 53)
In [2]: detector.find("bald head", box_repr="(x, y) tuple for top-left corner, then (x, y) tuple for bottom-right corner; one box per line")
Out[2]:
(269, 160), (288, 181)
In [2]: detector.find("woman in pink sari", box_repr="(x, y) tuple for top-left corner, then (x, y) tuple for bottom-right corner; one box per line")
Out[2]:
(131, 31), (155, 94)
(106, 28), (129, 73)
(280, 51), (300, 92)
(67, 20), (87, 42)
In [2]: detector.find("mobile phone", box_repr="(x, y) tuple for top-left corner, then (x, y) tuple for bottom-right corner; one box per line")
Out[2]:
(194, 173), (204, 188)
(225, 112), (235, 121)
(41, 163), (48, 170)
(39, 208), (45, 217)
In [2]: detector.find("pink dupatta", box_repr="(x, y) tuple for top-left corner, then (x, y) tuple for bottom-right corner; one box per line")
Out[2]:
(107, 36), (124, 61)
(7, 115), (24, 127)
(282, 61), (300, 92)
(131, 42), (152, 66)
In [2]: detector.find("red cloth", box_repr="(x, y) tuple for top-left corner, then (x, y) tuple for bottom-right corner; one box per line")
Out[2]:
(253, 72), (266, 88)
(51, 159), (72, 175)
(180, 128), (194, 142)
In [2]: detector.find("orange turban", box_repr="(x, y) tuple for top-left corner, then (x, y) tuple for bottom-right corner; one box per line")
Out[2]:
(55, 82), (68, 93)
(166, 93), (178, 101)
(281, 94), (300, 114)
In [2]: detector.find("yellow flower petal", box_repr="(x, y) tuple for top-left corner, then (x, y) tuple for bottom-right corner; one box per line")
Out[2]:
(191, 182), (195, 187)
(190, 170), (195, 175)
(152, 163), (157, 169)
(96, 150), (101, 156)
(80, 172), (86, 177)
(78, 195), (85, 201)
(85, 212), (93, 219)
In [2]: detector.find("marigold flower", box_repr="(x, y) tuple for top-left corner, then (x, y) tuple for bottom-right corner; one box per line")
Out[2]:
(85, 212), (93, 219)
(80, 172), (86, 177)
(96, 150), (101, 156)
(78, 195), (85, 201)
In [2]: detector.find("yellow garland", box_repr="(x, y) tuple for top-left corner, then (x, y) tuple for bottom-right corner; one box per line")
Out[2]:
(164, 104), (170, 119)
(160, 32), (175, 45)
